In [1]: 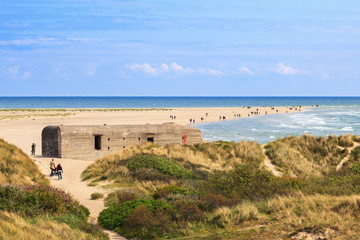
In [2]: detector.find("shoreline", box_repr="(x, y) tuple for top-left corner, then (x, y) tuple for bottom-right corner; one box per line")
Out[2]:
(0, 105), (304, 156)
(0, 105), (304, 125)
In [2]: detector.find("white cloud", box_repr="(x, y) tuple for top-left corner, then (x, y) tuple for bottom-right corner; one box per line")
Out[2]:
(6, 65), (31, 80)
(127, 62), (221, 76)
(170, 62), (194, 74)
(238, 66), (253, 75)
(21, 72), (32, 80)
(274, 62), (299, 75)
(127, 63), (158, 75)
(198, 68), (222, 75)
(159, 63), (169, 71)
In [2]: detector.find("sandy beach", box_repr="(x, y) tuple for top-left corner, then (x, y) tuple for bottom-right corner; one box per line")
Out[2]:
(0, 106), (301, 150)
(0, 106), (301, 240)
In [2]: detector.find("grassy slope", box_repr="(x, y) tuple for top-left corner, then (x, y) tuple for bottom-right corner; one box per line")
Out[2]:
(82, 135), (360, 239)
(0, 138), (48, 185)
(0, 138), (108, 240)
(0, 210), (103, 240)
(82, 141), (265, 191)
(264, 134), (351, 178)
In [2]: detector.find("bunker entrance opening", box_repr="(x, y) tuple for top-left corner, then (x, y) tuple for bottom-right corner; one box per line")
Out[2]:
(146, 133), (155, 143)
(94, 135), (102, 150)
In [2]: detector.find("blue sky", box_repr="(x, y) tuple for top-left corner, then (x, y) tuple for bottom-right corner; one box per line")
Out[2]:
(0, 0), (360, 96)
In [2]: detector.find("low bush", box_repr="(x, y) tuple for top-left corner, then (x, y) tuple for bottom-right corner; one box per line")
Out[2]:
(153, 185), (189, 200)
(351, 162), (360, 174)
(90, 192), (104, 200)
(204, 165), (292, 201)
(98, 199), (174, 230)
(120, 206), (173, 239)
(199, 193), (240, 211)
(130, 168), (174, 182)
(175, 201), (204, 222)
(126, 155), (193, 179)
(104, 190), (138, 207)
(298, 175), (360, 195)
(0, 185), (88, 218)
(116, 191), (138, 204)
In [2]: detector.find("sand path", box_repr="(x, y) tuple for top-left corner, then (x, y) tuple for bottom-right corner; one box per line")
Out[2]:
(262, 144), (283, 177)
(336, 142), (360, 171)
(33, 155), (126, 240)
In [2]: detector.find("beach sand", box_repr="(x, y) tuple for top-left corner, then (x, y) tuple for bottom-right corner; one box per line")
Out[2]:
(0, 106), (302, 240)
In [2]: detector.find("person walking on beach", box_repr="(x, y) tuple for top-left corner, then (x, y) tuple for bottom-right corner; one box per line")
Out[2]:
(31, 143), (36, 155)
(57, 164), (63, 180)
(50, 159), (56, 177)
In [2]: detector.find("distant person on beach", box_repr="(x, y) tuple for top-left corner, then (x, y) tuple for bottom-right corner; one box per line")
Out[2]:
(57, 164), (63, 180)
(50, 159), (56, 177)
(31, 143), (36, 155)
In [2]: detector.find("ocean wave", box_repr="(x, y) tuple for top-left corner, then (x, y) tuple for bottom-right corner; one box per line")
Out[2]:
(341, 127), (354, 131)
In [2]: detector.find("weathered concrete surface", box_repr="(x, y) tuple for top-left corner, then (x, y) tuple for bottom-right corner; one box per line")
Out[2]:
(42, 122), (203, 160)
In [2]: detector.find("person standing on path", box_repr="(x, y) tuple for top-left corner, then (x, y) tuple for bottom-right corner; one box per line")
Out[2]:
(57, 164), (63, 180)
(31, 143), (36, 155)
(50, 159), (56, 177)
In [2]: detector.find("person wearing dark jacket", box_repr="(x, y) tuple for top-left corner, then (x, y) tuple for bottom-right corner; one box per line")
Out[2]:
(57, 164), (63, 180)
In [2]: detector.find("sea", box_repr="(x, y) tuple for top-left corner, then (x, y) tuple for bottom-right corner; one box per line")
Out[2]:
(1, 96), (360, 144)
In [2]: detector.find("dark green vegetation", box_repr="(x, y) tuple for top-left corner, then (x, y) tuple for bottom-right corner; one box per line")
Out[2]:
(90, 192), (104, 200)
(0, 138), (108, 240)
(83, 135), (360, 239)
(127, 155), (193, 179)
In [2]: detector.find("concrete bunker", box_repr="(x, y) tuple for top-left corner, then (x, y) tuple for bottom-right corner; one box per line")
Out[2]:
(42, 122), (203, 160)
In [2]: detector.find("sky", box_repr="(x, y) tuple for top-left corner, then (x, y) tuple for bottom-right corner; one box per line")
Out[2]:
(0, 0), (360, 96)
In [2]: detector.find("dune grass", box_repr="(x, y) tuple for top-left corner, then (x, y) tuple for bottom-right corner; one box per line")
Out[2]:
(0, 210), (107, 240)
(0, 138), (109, 240)
(0, 138), (48, 185)
(176, 193), (360, 240)
(264, 134), (350, 178)
(82, 141), (265, 183)
(81, 135), (360, 239)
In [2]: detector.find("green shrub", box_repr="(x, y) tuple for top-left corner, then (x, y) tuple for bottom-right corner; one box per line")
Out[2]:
(199, 193), (240, 211)
(204, 165), (292, 201)
(126, 155), (193, 179)
(153, 185), (189, 200)
(120, 206), (173, 239)
(0, 185), (88, 218)
(98, 199), (174, 230)
(90, 192), (104, 200)
(130, 168), (174, 182)
(298, 175), (360, 195)
(351, 162), (360, 175)
(175, 201), (204, 222)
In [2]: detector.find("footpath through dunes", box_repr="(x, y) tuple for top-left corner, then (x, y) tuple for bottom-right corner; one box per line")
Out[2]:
(0, 139), (109, 240)
(261, 144), (283, 177)
(336, 141), (360, 171)
(33, 156), (127, 240)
